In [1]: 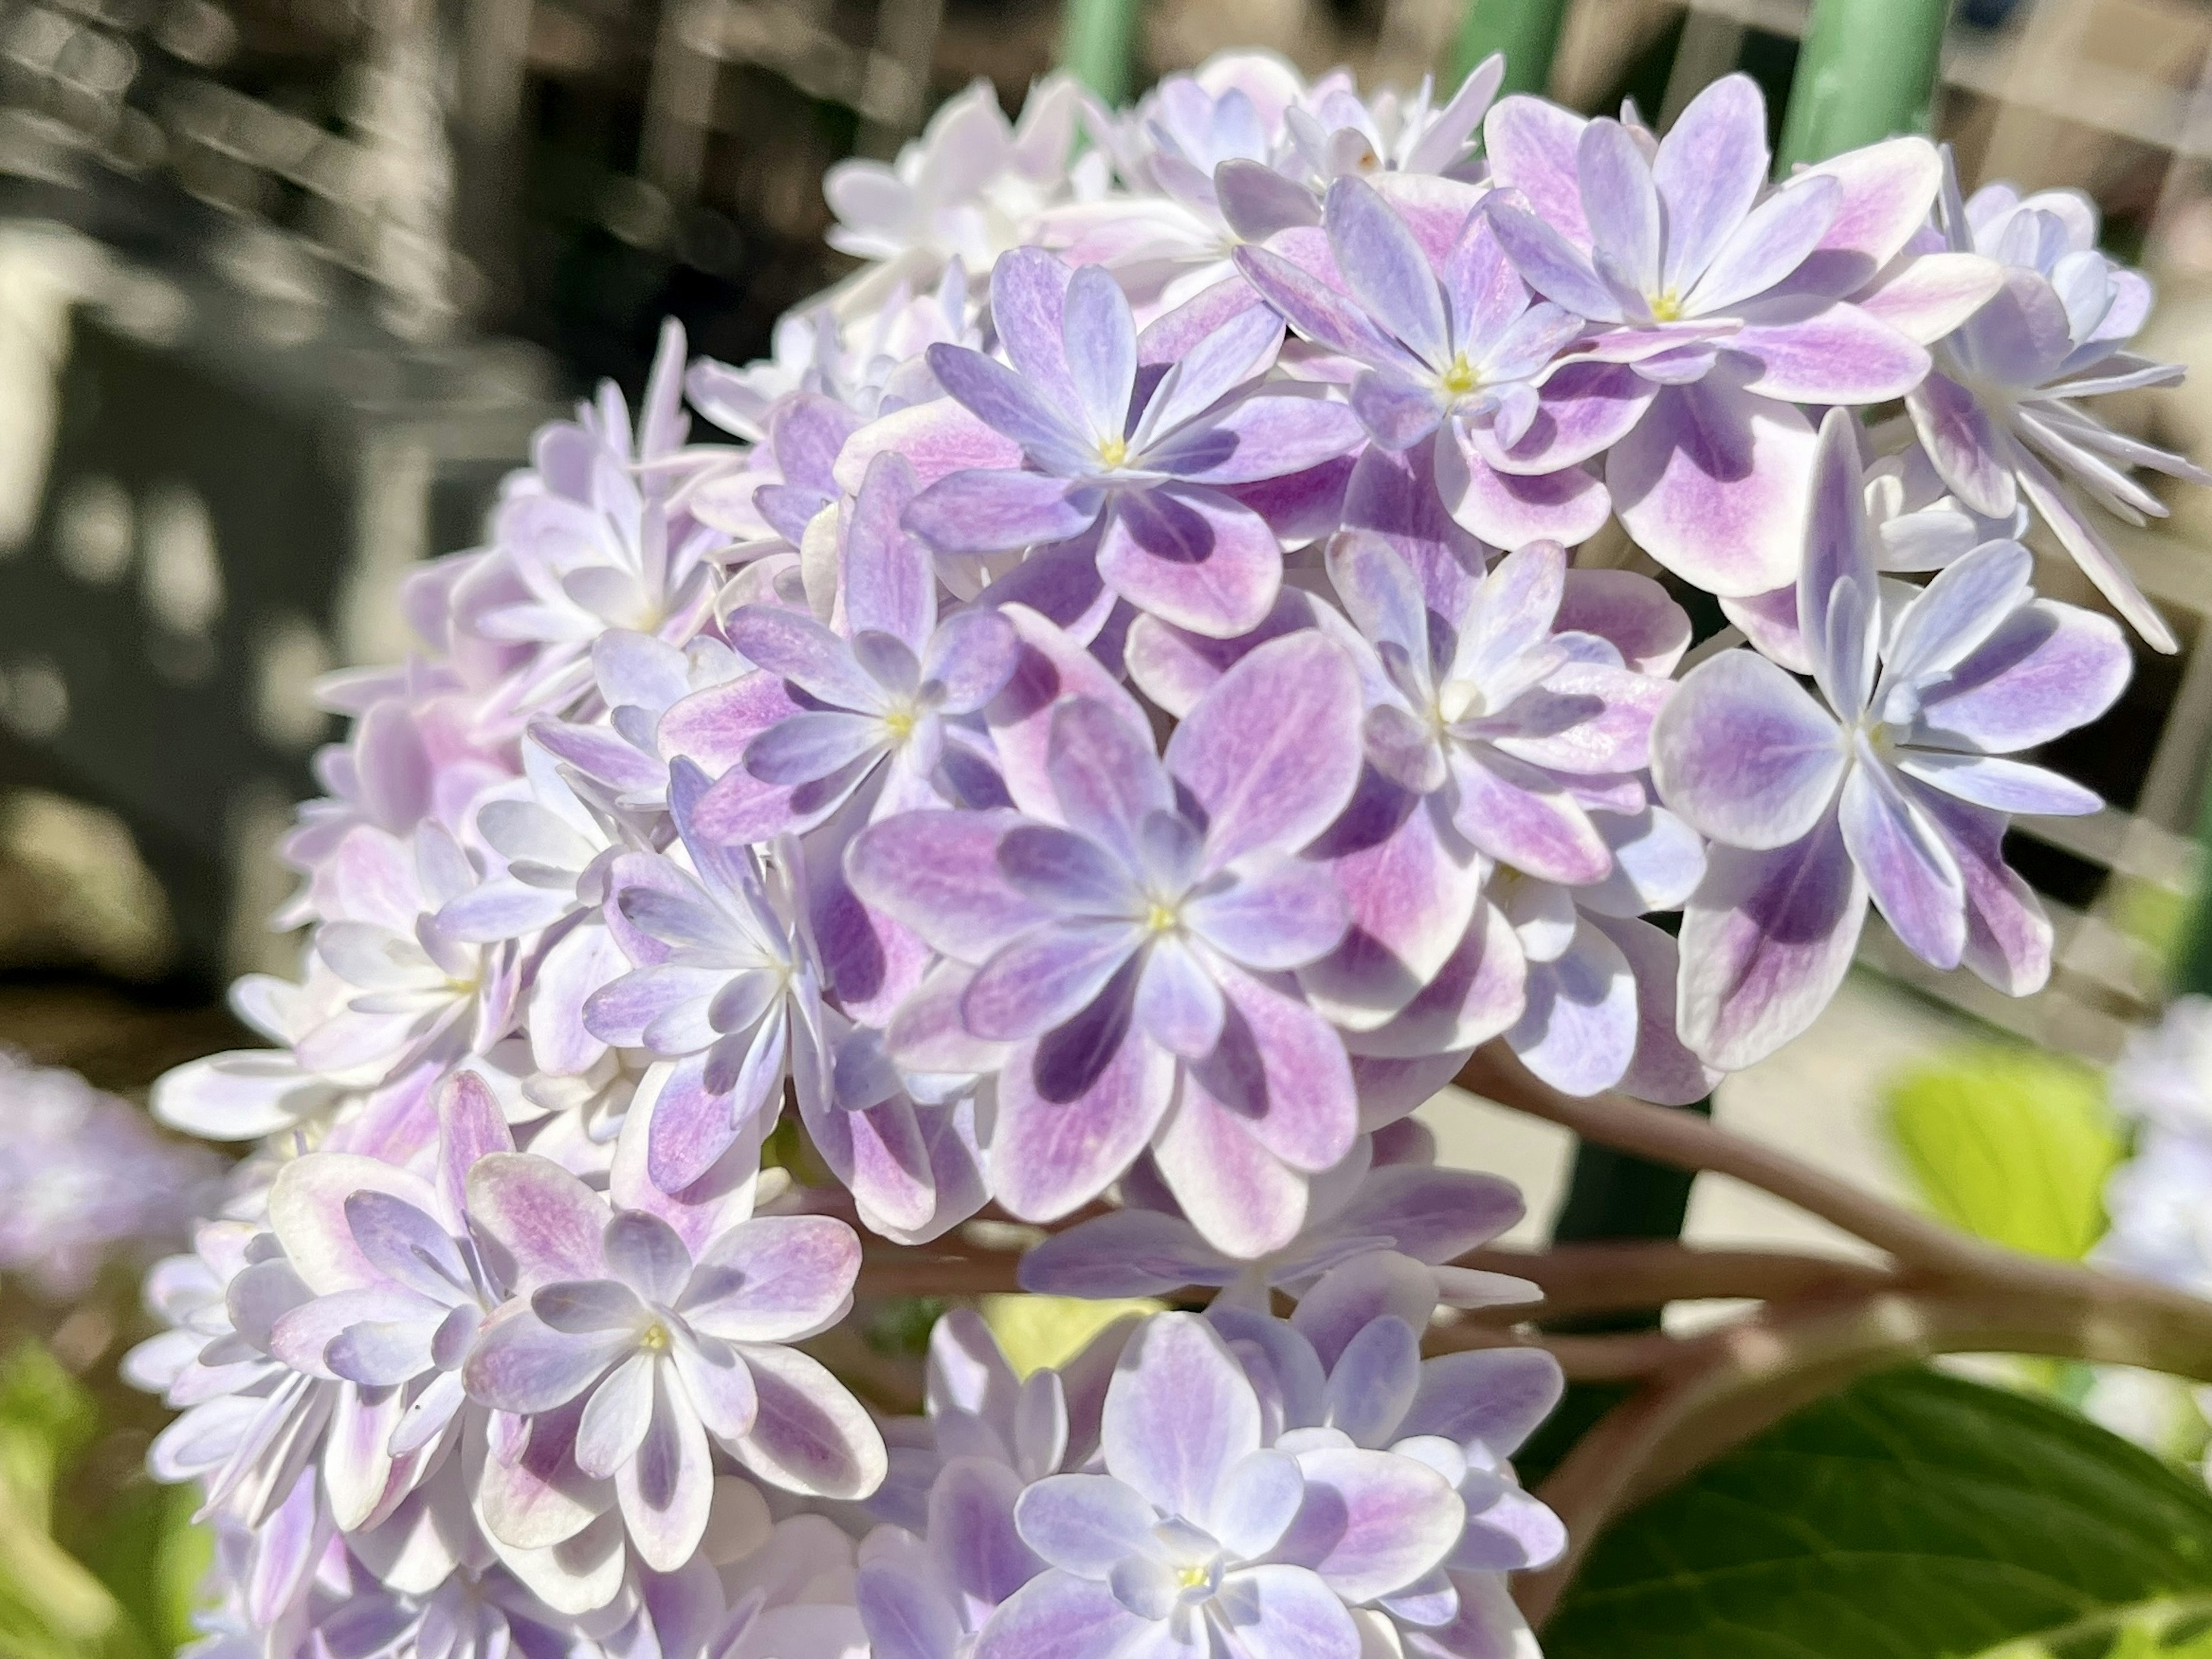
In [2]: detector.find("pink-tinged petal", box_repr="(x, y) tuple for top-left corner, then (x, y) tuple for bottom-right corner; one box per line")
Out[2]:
(1226, 1565), (1362, 1659)
(991, 1016), (1177, 1221)
(1334, 1161), (1525, 1263)
(1857, 251), (2003, 344)
(1353, 372), (1448, 451)
(1154, 1080), (1312, 1259)
(1651, 647), (1844, 850)
(1020, 1207), (1223, 1298)
(1798, 407), (1881, 715)
(933, 1455), (1047, 1607)
(1281, 1448), (1463, 1602)
(1728, 299), (1928, 403)
(1233, 244), (1421, 372)
(2008, 441), (2177, 653)
(1104, 1312), (1261, 1515)
(467, 1152), (610, 1291)
(268, 1153), (442, 1294)
(1840, 754), (1965, 969)
(1402, 1346), (1563, 1455)
(1191, 965), (1358, 1175)
(463, 1308), (630, 1414)
(1481, 200), (1619, 321)
(1124, 592), (1319, 720)
(1325, 1318), (1421, 1448)
(467, 1397), (609, 1552)
(1957, 268), (2073, 386)
(1893, 750), (2100, 816)
(1608, 377), (1816, 596)
(1167, 631), (1363, 867)
(1914, 789), (2053, 996)
(615, 1369), (713, 1571)
(575, 1352), (656, 1479)
(1096, 485), (1282, 639)
(1677, 812), (1868, 1070)
(659, 672), (804, 773)
(1578, 119), (1661, 295)
(1016, 1472), (1156, 1575)
(1185, 858), (1349, 972)
(683, 1215), (859, 1343)
(1135, 939), (1227, 1059)
(1343, 899), (1525, 1064)
(1915, 599), (2130, 751)
(1904, 370), (2017, 520)
(1508, 918), (1639, 1096)
(1791, 137), (1941, 294)
(1492, 660), (1667, 775)
(1685, 175), (1840, 316)
(1652, 74), (1768, 293)
(840, 453), (935, 647)
(988, 603), (1154, 821)
(926, 607), (1021, 714)
(1719, 584), (1813, 674)
(1596, 914), (1719, 1107)
(926, 343), (1090, 471)
(835, 396), (1027, 495)
(805, 1086), (934, 1236)
(906, 468), (1099, 557)
(845, 808), (1046, 961)
(1446, 747), (1610, 884)
(1138, 274), (1278, 380)
(1557, 568), (1691, 675)
(974, 1571), (1146, 1659)
(1158, 391), (1368, 486)
(1326, 177), (1449, 365)
(1484, 96), (1591, 248)
(1065, 264), (1138, 441)
(992, 248), (1083, 416)
(1475, 359), (1654, 476)
(1437, 441), (1611, 549)
(726, 1342), (887, 1499)
(1342, 435), (1490, 613)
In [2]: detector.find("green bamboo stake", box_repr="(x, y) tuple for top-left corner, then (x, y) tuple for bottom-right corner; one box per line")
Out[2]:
(1776, 0), (1950, 170)
(1059, 0), (1141, 107)
(1450, 0), (1571, 96)
(2172, 763), (2212, 997)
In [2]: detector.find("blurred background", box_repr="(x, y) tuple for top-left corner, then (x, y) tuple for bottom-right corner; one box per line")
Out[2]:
(3, 0), (2212, 1647)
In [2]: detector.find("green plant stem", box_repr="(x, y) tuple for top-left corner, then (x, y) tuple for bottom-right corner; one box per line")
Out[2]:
(1451, 0), (1571, 96)
(1775, 0), (1950, 170)
(2172, 758), (2212, 994)
(1059, 0), (1141, 107)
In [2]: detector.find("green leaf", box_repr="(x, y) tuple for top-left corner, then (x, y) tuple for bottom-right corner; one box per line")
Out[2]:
(1885, 1048), (2122, 1259)
(1546, 1368), (2212, 1659)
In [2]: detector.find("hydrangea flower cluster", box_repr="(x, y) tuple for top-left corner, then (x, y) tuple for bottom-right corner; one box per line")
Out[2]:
(129, 47), (2199, 1659)
(0, 1051), (220, 1298)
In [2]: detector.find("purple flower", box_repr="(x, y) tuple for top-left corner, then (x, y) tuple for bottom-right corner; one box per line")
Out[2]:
(696, 453), (1020, 846)
(1908, 160), (2212, 652)
(461, 1152), (877, 1568)
(583, 763), (831, 1194)
(977, 1310), (1466, 1659)
(848, 631), (1365, 1257)
(1236, 178), (1615, 549)
(261, 1074), (512, 1526)
(1484, 74), (1937, 595)
(1653, 410), (2130, 1068)
(904, 249), (1362, 637)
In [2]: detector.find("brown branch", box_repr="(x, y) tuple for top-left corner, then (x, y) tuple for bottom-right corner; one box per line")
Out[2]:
(1456, 1242), (1894, 1319)
(1455, 1043), (2001, 1275)
(1516, 1267), (2212, 1626)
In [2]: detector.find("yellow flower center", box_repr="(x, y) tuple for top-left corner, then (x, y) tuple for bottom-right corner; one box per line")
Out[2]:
(639, 1321), (672, 1354)
(1176, 1564), (1211, 1590)
(1097, 435), (1130, 468)
(883, 707), (916, 741)
(1440, 354), (1481, 397)
(1145, 902), (1180, 935)
(1648, 290), (1684, 323)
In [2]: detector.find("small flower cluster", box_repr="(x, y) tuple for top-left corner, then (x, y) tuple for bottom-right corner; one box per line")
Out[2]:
(131, 47), (2200, 1657)
(0, 1051), (219, 1298)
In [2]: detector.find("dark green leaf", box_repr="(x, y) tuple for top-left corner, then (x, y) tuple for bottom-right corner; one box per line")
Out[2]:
(1546, 1368), (2212, 1659)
